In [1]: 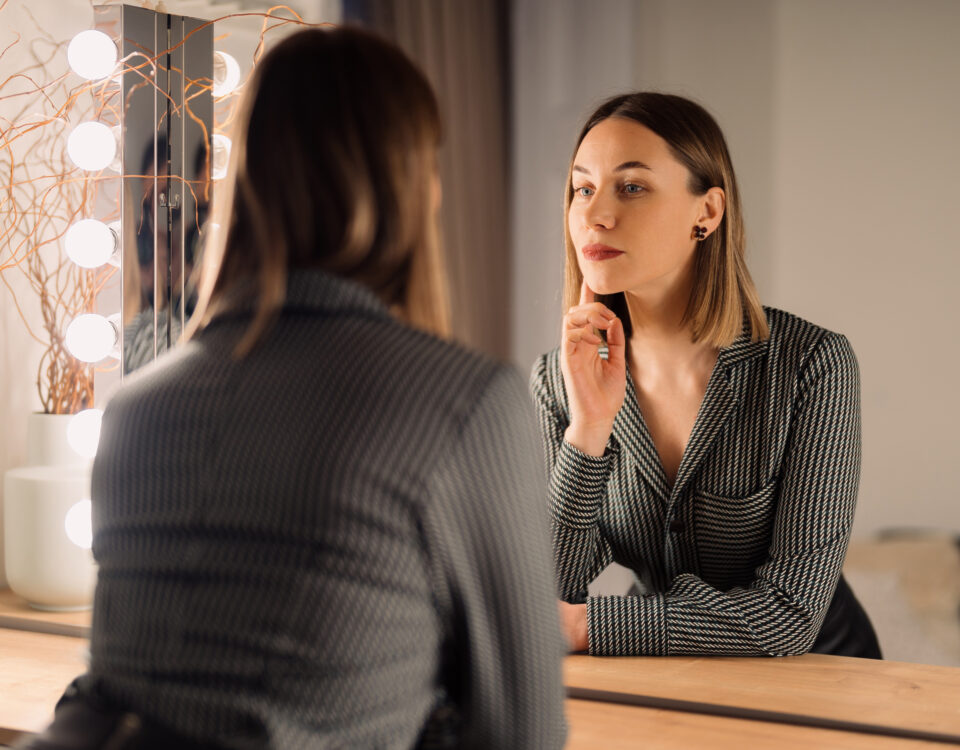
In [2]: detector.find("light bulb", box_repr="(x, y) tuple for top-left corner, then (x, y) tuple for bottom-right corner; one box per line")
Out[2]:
(67, 409), (103, 460)
(68, 30), (117, 81)
(67, 121), (117, 171)
(65, 313), (118, 363)
(64, 499), (93, 549)
(212, 133), (231, 180)
(213, 51), (241, 97)
(64, 219), (117, 268)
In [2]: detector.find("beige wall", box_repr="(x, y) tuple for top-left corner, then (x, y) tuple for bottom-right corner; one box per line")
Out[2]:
(512, 0), (960, 539)
(771, 0), (960, 537)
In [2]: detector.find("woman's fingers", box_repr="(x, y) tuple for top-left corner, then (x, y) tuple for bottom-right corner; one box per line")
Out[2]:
(579, 279), (595, 306)
(564, 310), (615, 331)
(564, 302), (616, 329)
(605, 316), (626, 369)
(566, 329), (602, 345)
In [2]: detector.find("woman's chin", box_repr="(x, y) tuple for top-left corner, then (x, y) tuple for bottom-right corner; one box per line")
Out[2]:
(583, 276), (624, 298)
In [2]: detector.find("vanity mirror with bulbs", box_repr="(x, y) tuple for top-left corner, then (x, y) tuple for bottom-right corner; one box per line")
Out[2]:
(2, 4), (232, 616)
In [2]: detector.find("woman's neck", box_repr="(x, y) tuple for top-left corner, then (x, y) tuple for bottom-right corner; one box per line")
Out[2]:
(624, 261), (717, 375)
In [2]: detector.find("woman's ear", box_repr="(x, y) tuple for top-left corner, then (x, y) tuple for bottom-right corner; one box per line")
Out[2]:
(697, 187), (725, 237)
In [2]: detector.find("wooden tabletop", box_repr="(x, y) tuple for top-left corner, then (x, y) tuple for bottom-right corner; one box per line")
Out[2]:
(565, 654), (960, 741)
(0, 629), (87, 745)
(4, 624), (960, 747)
(564, 699), (943, 749)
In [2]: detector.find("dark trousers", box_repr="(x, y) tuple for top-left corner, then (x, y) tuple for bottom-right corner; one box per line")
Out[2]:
(811, 574), (883, 659)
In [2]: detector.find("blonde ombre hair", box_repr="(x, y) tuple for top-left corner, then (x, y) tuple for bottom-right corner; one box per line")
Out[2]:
(187, 27), (450, 356)
(563, 92), (768, 348)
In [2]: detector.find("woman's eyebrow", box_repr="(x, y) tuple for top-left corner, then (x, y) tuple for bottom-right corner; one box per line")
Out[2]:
(615, 160), (653, 172)
(572, 160), (654, 175)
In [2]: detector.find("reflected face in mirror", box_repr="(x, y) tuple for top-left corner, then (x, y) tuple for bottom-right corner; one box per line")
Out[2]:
(568, 117), (708, 297)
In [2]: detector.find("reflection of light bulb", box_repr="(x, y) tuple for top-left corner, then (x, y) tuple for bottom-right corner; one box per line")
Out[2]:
(107, 221), (122, 267)
(67, 409), (103, 460)
(68, 30), (117, 81)
(212, 133), (231, 180)
(213, 51), (241, 97)
(64, 499), (93, 549)
(65, 313), (118, 363)
(67, 121), (117, 171)
(64, 219), (117, 268)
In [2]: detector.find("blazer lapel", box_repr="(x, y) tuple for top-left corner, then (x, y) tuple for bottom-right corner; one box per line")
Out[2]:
(612, 366), (671, 501)
(669, 331), (770, 502)
(669, 363), (736, 502)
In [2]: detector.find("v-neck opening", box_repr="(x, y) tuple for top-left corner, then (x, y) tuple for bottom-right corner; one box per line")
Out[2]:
(621, 355), (727, 503)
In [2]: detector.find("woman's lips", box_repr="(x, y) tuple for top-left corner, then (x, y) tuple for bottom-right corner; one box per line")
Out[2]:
(582, 244), (624, 261)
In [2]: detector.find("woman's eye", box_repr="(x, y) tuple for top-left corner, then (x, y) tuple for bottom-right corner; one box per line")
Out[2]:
(623, 183), (644, 195)
(574, 186), (594, 198)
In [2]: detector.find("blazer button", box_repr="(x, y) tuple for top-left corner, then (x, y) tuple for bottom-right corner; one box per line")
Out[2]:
(669, 519), (685, 533)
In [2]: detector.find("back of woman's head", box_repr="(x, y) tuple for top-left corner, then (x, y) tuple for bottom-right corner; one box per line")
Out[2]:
(191, 26), (449, 353)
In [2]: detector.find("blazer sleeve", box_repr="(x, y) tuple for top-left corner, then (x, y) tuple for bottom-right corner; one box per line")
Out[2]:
(422, 365), (566, 748)
(587, 333), (863, 656)
(529, 354), (616, 603)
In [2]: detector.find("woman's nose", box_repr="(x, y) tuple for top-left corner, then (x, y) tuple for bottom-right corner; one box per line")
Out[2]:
(584, 194), (616, 230)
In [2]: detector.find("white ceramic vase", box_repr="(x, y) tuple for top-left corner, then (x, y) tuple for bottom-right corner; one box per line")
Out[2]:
(3, 413), (97, 611)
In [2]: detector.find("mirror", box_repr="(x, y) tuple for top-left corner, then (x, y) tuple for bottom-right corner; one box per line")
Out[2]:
(96, 4), (213, 374)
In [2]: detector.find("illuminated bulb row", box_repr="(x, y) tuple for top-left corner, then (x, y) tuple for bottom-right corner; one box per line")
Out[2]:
(67, 31), (119, 172)
(211, 51), (239, 180)
(61, 30), (115, 551)
(65, 408), (102, 549)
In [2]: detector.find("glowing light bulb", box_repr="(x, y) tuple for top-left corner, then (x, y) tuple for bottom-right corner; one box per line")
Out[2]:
(212, 134), (231, 180)
(67, 409), (104, 460)
(67, 121), (117, 171)
(64, 499), (93, 549)
(65, 313), (118, 363)
(213, 51), (241, 97)
(67, 30), (117, 81)
(64, 219), (117, 268)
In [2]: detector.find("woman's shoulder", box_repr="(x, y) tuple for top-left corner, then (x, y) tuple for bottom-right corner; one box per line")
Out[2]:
(762, 306), (857, 373)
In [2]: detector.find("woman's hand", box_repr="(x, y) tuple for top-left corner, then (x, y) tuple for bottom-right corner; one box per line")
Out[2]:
(558, 600), (588, 652)
(560, 280), (626, 456)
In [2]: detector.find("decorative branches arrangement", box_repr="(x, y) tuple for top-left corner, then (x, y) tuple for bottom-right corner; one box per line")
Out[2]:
(0, 1), (327, 414)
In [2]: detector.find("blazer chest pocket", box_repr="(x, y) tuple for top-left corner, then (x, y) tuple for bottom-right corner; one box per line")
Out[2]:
(693, 482), (777, 591)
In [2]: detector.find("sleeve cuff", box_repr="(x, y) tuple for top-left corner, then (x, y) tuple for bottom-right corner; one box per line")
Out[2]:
(587, 594), (668, 656)
(548, 439), (613, 529)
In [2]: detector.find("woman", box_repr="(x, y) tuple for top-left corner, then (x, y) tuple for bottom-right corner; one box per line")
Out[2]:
(531, 92), (881, 658)
(22, 28), (565, 750)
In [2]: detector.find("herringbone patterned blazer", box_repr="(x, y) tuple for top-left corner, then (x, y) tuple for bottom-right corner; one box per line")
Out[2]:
(531, 307), (863, 657)
(85, 270), (566, 749)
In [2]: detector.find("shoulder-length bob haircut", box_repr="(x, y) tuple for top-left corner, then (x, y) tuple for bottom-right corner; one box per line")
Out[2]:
(563, 92), (768, 348)
(187, 26), (450, 355)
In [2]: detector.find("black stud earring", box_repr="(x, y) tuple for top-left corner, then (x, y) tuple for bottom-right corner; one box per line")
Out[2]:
(693, 225), (707, 241)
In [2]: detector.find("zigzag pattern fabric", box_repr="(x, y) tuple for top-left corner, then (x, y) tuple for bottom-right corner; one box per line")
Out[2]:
(531, 308), (863, 657)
